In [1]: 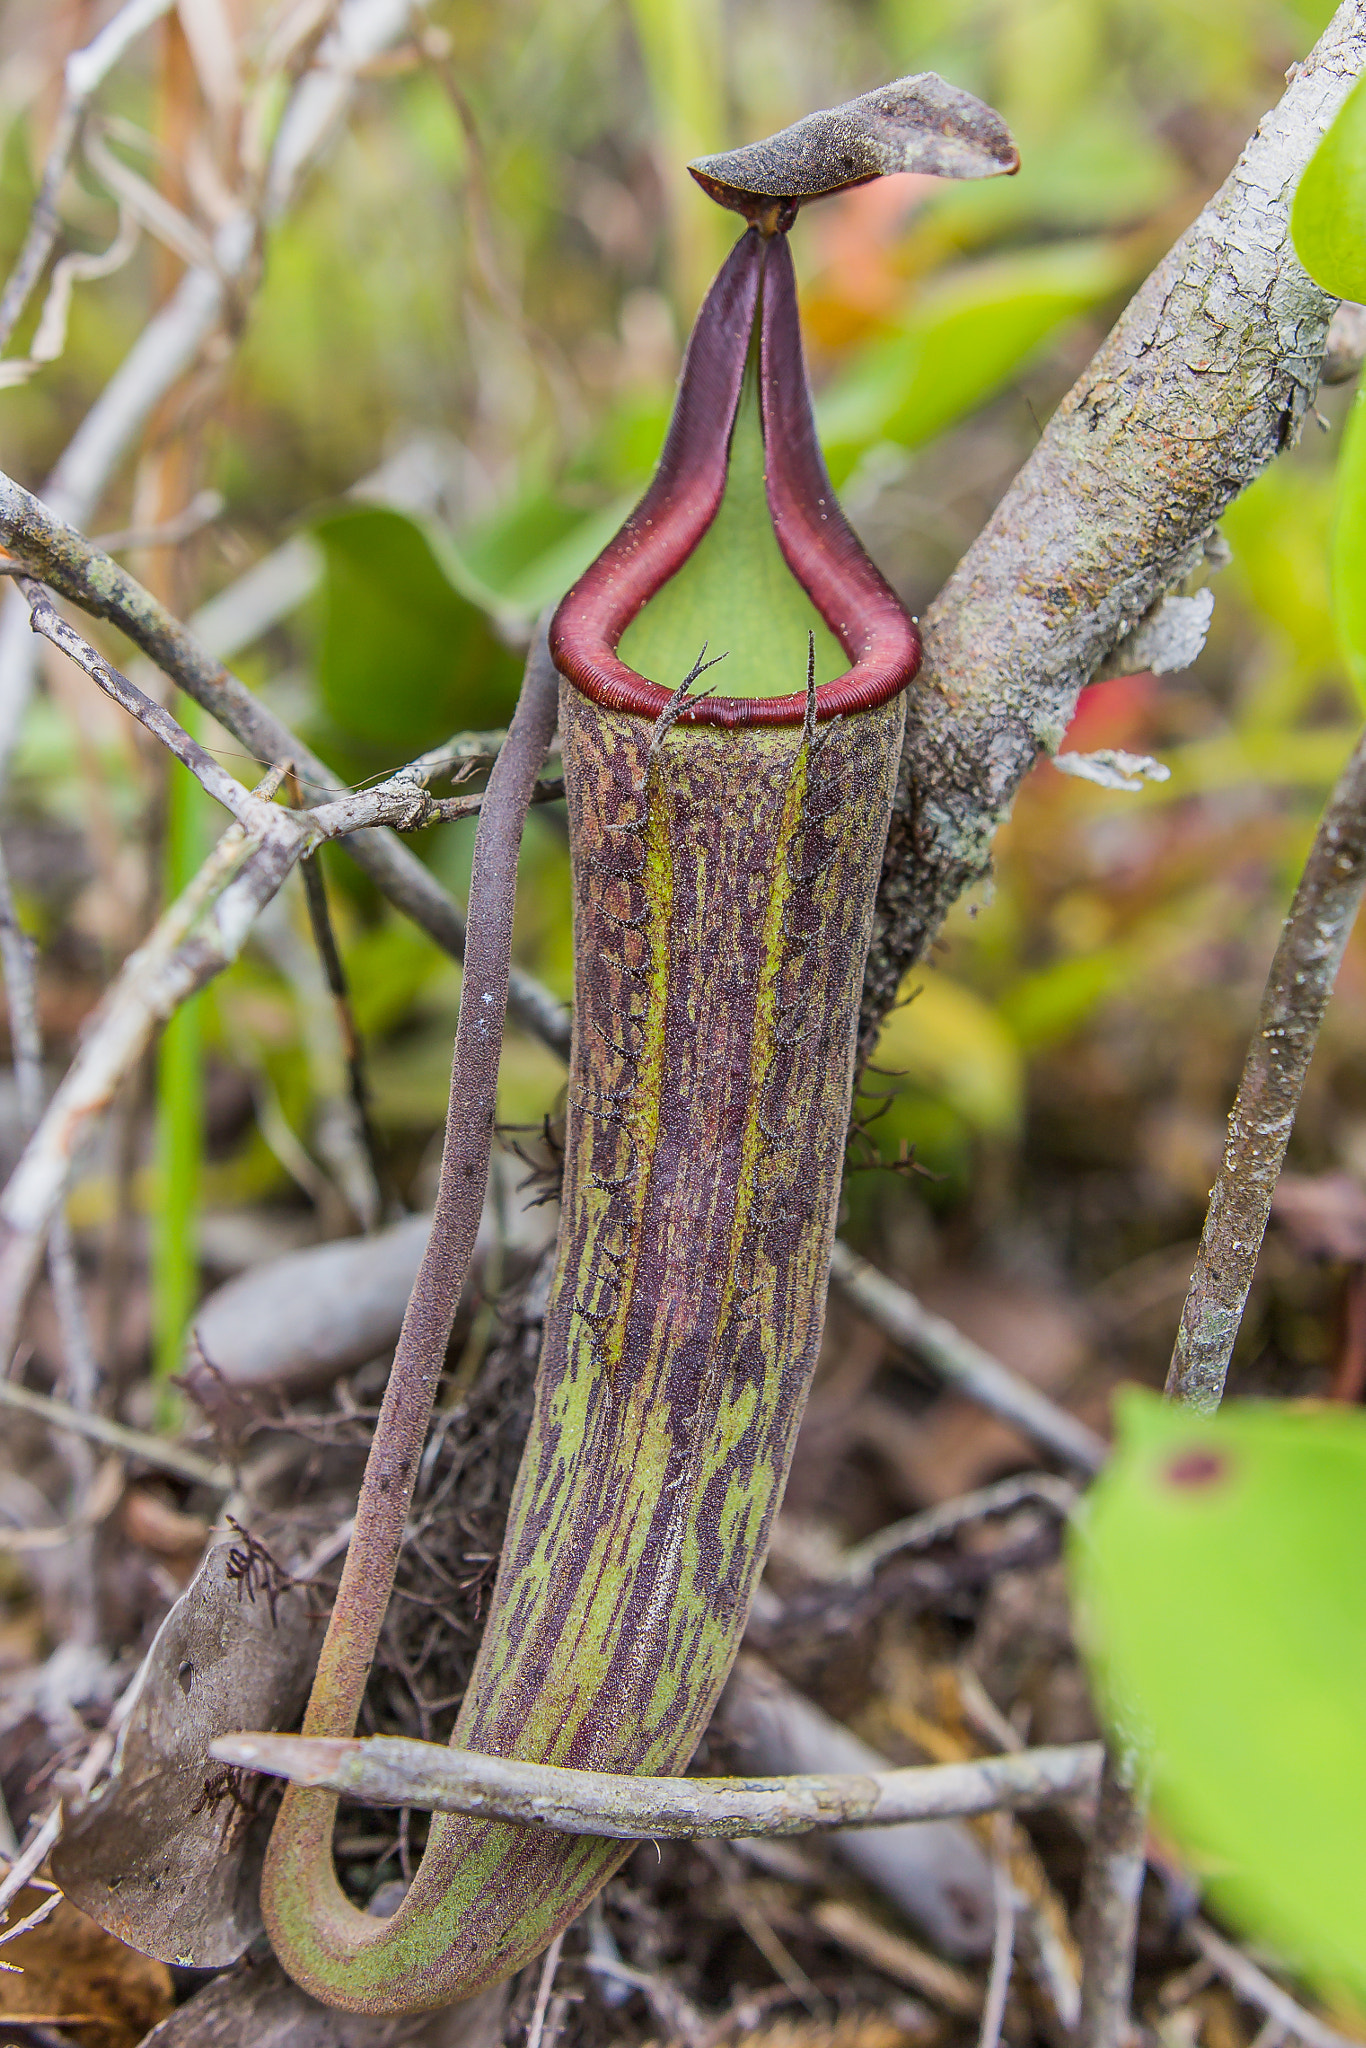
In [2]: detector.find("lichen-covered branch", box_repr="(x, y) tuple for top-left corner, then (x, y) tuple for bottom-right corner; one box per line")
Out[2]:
(213, 1728), (1101, 1840)
(1167, 720), (1366, 1408)
(860, 0), (1366, 1045)
(19, 580), (281, 830)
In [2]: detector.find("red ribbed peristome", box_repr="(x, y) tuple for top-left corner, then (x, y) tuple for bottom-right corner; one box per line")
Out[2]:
(549, 228), (920, 729)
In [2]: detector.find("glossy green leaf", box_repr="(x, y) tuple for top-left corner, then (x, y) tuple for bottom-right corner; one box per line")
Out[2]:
(1291, 74), (1366, 301)
(617, 360), (846, 700)
(1333, 386), (1366, 701)
(816, 240), (1132, 482)
(1070, 1390), (1366, 2012)
(311, 505), (523, 757)
(450, 492), (634, 618)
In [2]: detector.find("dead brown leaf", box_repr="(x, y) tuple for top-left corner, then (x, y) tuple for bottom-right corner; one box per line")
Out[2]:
(140, 1945), (508, 2046)
(0, 1884), (172, 2048)
(51, 1536), (323, 1969)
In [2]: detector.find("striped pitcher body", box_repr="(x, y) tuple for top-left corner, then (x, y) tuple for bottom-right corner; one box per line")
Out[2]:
(262, 682), (904, 2009)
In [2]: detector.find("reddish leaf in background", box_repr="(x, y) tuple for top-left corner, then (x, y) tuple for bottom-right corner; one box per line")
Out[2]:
(1058, 671), (1158, 755)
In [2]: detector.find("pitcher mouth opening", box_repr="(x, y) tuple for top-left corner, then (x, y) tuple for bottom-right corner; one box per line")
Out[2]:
(548, 226), (920, 731)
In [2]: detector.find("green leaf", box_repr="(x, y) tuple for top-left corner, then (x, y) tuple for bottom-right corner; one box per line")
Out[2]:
(816, 239), (1132, 482)
(1291, 74), (1366, 301)
(870, 974), (1023, 1140)
(1333, 385), (1366, 701)
(1070, 1390), (1366, 2013)
(617, 359), (846, 700)
(311, 505), (523, 758)
(451, 488), (635, 616)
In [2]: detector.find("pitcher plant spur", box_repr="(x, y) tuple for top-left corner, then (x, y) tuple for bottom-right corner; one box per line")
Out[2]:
(254, 75), (1019, 2013)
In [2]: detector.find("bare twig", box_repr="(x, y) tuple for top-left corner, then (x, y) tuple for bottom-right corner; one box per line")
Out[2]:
(0, 1884), (63, 1951)
(0, 819), (288, 1353)
(298, 854), (384, 1229)
(0, 1378), (228, 1491)
(18, 580), (278, 829)
(1076, 1751), (1150, 2048)
(0, 0), (424, 777)
(0, 836), (101, 1634)
(809, 1901), (981, 2016)
(0, 468), (571, 1059)
(1168, 722), (1366, 1409)
(978, 1829), (1018, 2048)
(828, 1241), (1106, 1473)
(0, 688), (561, 1346)
(1190, 1918), (1360, 2048)
(837, 1473), (1078, 1582)
(1073, 720), (1366, 2042)
(0, 0), (174, 356)
(525, 1930), (565, 2048)
(212, 1727), (1101, 1837)
(0, 1666), (138, 1931)
(1075, 726), (1366, 2042)
(90, 488), (225, 556)
(0, 847), (94, 1395)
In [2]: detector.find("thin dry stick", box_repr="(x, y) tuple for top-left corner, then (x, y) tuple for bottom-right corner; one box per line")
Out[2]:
(0, 0), (417, 800)
(0, 839), (96, 1405)
(1168, 720), (1366, 1409)
(212, 1728), (1102, 1838)
(0, 468), (571, 1057)
(0, 709), (562, 1340)
(1077, 721), (1366, 2047)
(1075, 1751), (1151, 2048)
(19, 580), (282, 829)
(298, 852), (384, 1229)
(0, 836), (101, 1634)
(0, 1378), (228, 1490)
(0, 1885), (63, 1952)
(1190, 1917), (1360, 2048)
(0, 1663), (139, 1931)
(0, 0), (174, 355)
(828, 1240), (1106, 1473)
(0, 821), (275, 1355)
(978, 1830), (1018, 2048)
(525, 1929), (566, 2048)
(835, 1474), (1081, 1581)
(837, 1473), (1078, 1582)
(288, 634), (560, 1739)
